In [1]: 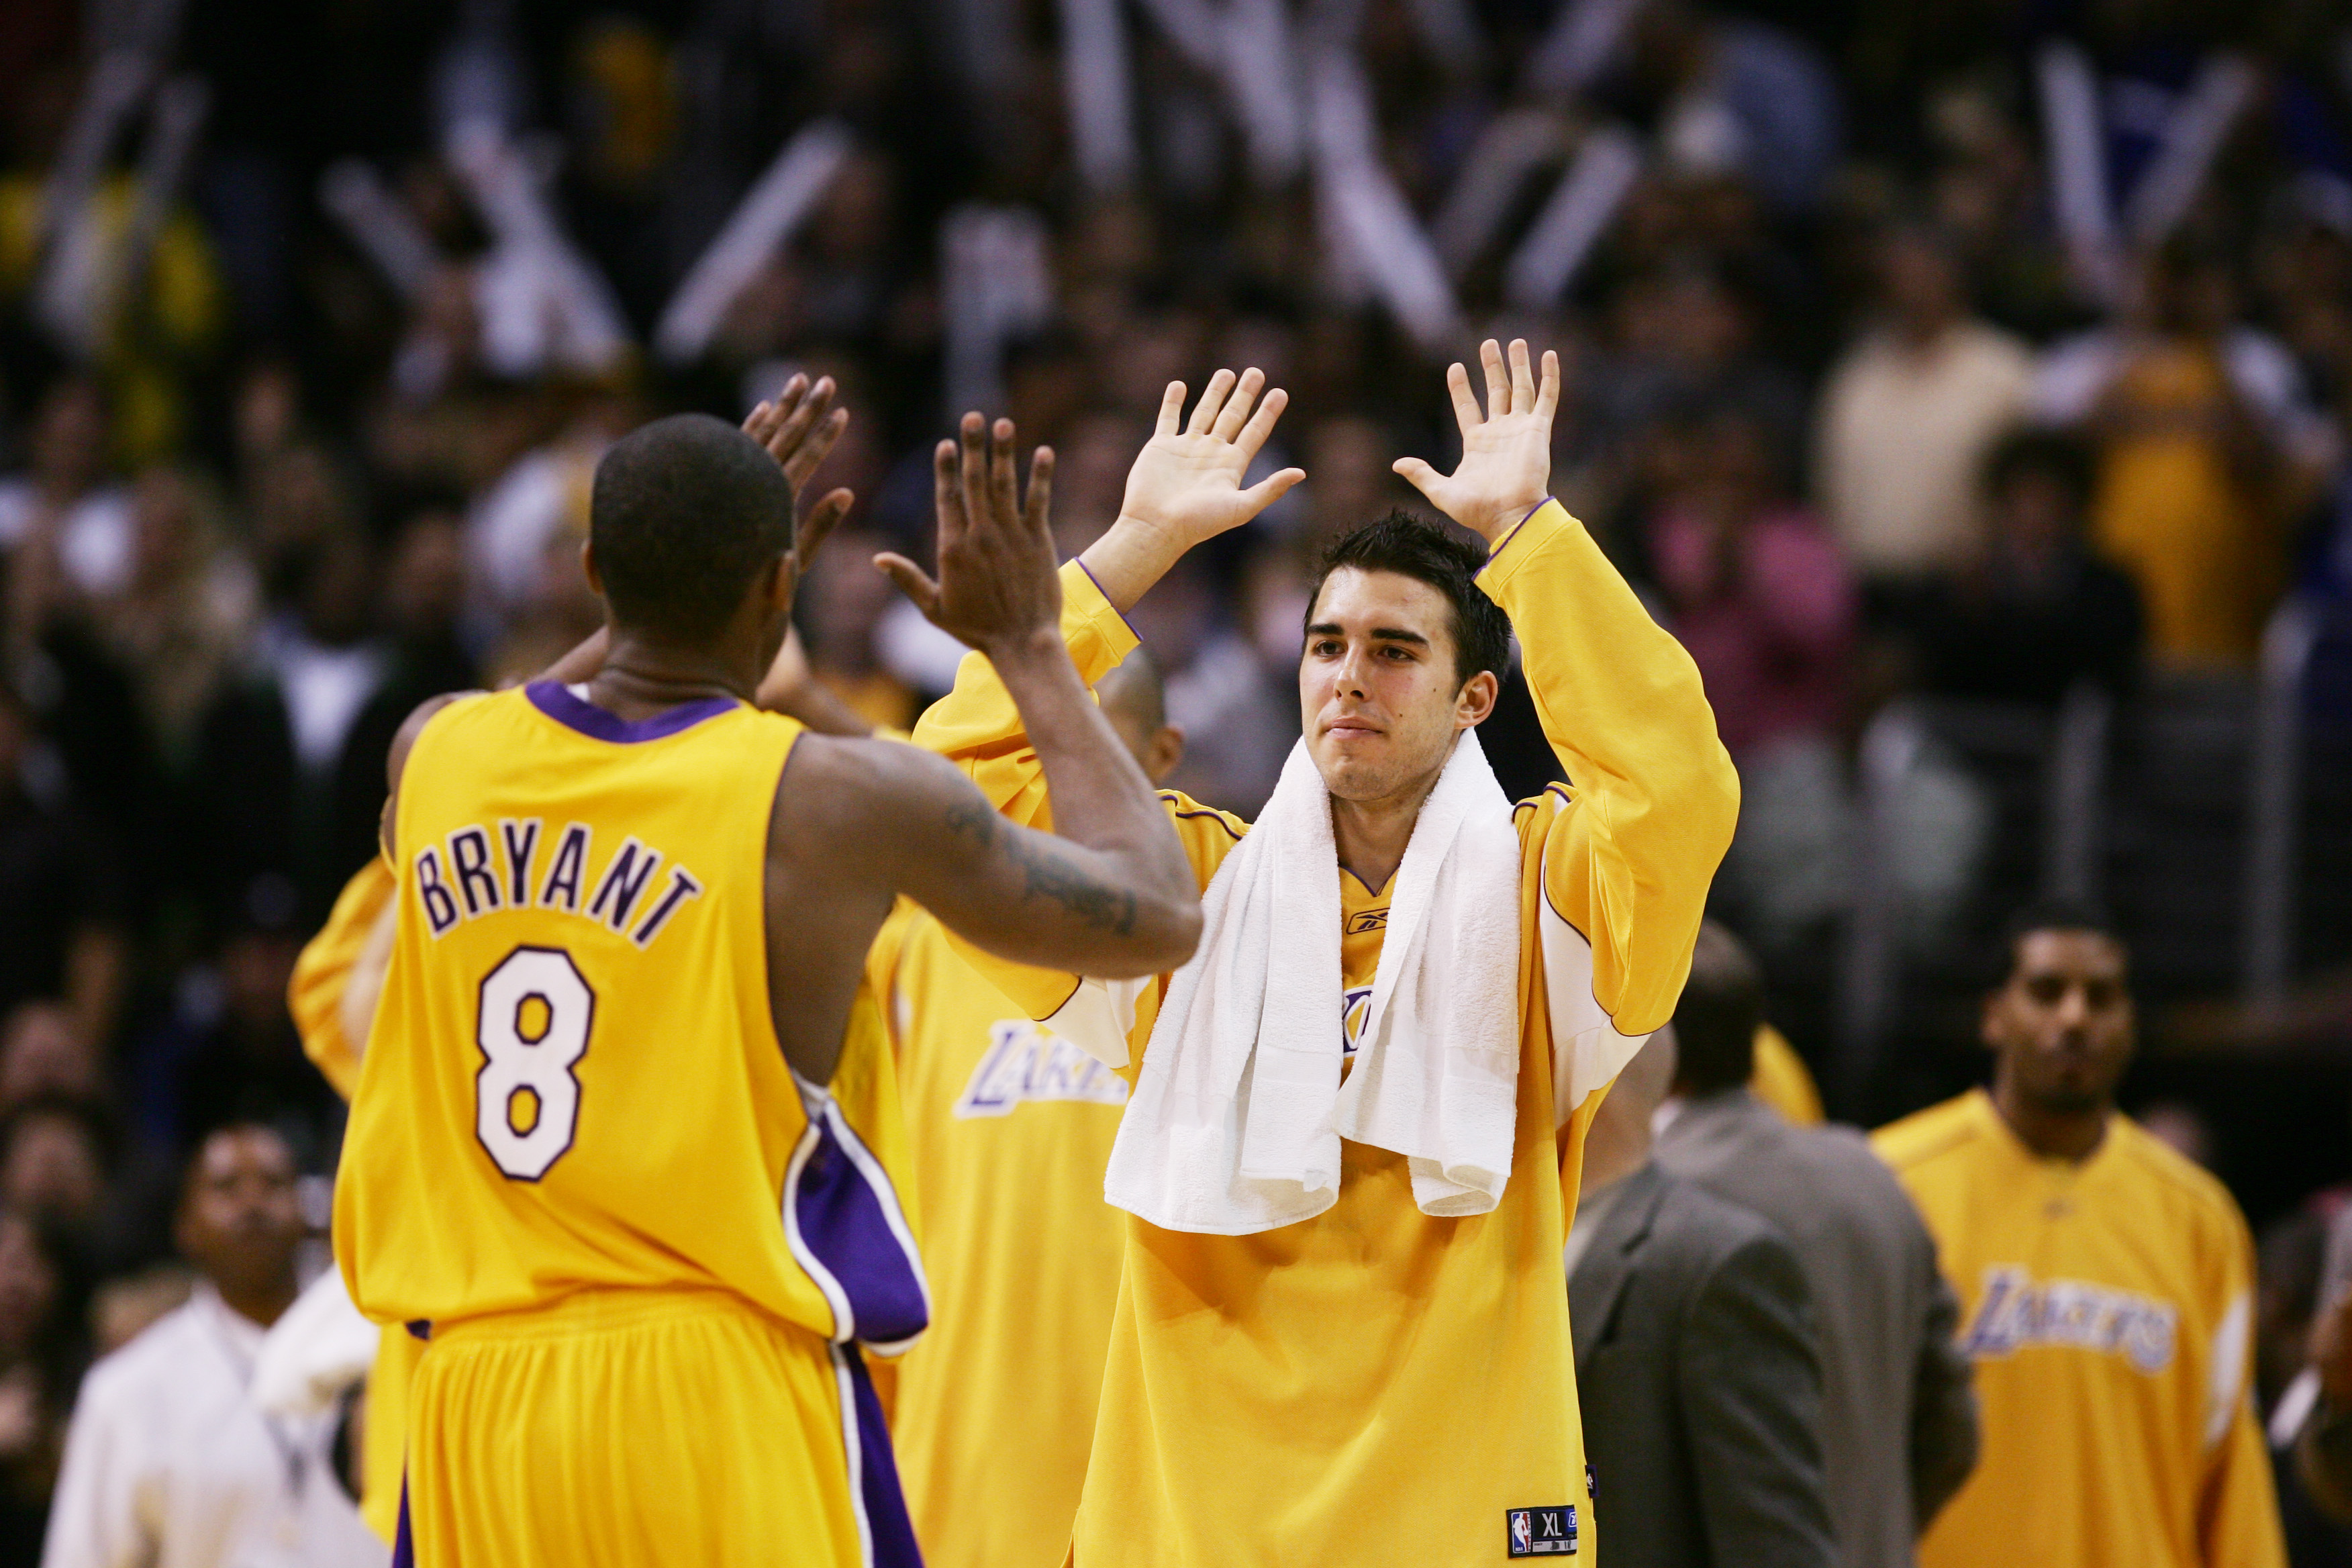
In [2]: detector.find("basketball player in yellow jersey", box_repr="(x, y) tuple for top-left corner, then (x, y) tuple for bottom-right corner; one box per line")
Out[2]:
(1874, 902), (2285, 1568)
(865, 651), (1183, 1568)
(337, 402), (1202, 1568)
(916, 342), (1739, 1565)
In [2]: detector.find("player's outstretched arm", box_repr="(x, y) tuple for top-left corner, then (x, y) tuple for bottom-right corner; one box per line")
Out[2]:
(849, 414), (1201, 977)
(1402, 338), (1738, 1070)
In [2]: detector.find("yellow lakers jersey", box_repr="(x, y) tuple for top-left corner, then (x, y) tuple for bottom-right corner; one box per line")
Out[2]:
(911, 499), (1737, 1567)
(336, 682), (928, 1355)
(1873, 1091), (2284, 1568)
(877, 912), (1130, 1568)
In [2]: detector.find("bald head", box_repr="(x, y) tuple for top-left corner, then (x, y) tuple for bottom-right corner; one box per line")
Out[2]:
(1094, 648), (1183, 783)
(589, 413), (793, 643)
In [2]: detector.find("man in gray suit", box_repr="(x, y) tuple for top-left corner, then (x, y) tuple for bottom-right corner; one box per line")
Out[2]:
(1569, 1026), (1835, 1568)
(1655, 925), (1978, 1568)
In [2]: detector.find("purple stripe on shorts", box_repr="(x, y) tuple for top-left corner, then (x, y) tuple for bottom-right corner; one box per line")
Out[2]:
(792, 1118), (929, 1347)
(524, 681), (739, 744)
(845, 1351), (926, 1568)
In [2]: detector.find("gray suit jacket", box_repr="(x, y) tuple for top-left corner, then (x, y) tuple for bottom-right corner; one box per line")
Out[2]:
(1657, 1089), (1979, 1568)
(1570, 1162), (1835, 1568)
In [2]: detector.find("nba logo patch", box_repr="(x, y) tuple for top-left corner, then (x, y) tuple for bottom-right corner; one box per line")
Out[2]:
(1506, 1506), (1577, 1556)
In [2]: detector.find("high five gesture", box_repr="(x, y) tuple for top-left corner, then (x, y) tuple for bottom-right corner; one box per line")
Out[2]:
(877, 413), (1063, 658)
(1082, 367), (1304, 611)
(1393, 338), (1559, 545)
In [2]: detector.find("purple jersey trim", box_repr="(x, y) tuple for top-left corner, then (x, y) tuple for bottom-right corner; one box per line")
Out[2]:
(1076, 558), (1144, 644)
(524, 681), (740, 744)
(1481, 497), (1555, 566)
(843, 1348), (926, 1567)
(791, 1112), (930, 1347)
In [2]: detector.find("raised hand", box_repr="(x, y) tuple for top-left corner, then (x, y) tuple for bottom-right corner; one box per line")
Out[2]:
(1118, 368), (1305, 549)
(875, 413), (1062, 657)
(1393, 338), (1559, 545)
(742, 373), (856, 575)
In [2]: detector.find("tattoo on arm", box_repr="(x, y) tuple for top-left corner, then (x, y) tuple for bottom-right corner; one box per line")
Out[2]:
(942, 798), (1138, 935)
(1012, 838), (1139, 935)
(944, 799), (1001, 849)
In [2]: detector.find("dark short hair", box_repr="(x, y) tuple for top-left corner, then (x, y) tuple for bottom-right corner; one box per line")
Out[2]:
(1671, 922), (1765, 1097)
(2000, 896), (2126, 980)
(1983, 427), (2094, 512)
(589, 413), (793, 641)
(1304, 511), (1513, 687)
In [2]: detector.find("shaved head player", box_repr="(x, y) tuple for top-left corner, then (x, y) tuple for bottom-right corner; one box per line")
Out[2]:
(334, 386), (1201, 1568)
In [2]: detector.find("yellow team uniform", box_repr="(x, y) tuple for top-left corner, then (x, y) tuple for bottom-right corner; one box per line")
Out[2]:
(336, 682), (929, 1567)
(915, 500), (1738, 1566)
(289, 856), (417, 1545)
(875, 913), (1132, 1568)
(1748, 1024), (1823, 1126)
(1873, 1090), (2286, 1568)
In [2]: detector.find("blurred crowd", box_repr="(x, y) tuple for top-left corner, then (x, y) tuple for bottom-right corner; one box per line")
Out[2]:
(1, 0), (2351, 1555)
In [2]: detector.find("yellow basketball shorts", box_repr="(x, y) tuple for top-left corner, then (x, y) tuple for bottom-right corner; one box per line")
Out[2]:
(391, 1288), (920, 1567)
(360, 1322), (423, 1544)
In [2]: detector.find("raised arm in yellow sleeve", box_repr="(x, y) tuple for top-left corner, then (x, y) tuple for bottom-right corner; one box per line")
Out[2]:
(287, 858), (398, 1100)
(912, 560), (1143, 814)
(911, 564), (1244, 1044)
(1479, 499), (1740, 1110)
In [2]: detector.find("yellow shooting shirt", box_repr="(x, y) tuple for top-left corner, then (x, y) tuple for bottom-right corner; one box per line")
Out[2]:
(913, 501), (1738, 1567)
(290, 859), (411, 1542)
(290, 856), (396, 1101)
(878, 912), (1131, 1568)
(336, 683), (928, 1355)
(1873, 1090), (2285, 1568)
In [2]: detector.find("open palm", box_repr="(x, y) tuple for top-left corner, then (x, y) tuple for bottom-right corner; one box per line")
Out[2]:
(1118, 368), (1305, 548)
(1395, 339), (1560, 544)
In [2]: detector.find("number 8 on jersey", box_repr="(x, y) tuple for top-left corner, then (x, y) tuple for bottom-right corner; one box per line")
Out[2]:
(476, 946), (595, 1180)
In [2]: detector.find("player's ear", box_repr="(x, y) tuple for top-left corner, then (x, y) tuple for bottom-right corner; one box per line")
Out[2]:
(1146, 724), (1185, 785)
(1455, 669), (1499, 729)
(581, 540), (603, 598)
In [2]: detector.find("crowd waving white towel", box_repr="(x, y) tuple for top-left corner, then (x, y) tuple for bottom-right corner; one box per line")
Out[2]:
(1104, 728), (1524, 1235)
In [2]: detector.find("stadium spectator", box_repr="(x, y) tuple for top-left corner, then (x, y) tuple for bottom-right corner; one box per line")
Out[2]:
(133, 904), (340, 1173)
(2034, 240), (2335, 667)
(1874, 902), (2287, 1568)
(0, 1100), (115, 1259)
(1656, 923), (1978, 1568)
(1647, 403), (1854, 954)
(0, 1006), (100, 1117)
(0, 1207), (85, 1561)
(1568, 1027), (1835, 1568)
(85, 465), (257, 769)
(0, 680), (127, 1049)
(1816, 223), (2033, 598)
(40, 1124), (381, 1567)
(1905, 429), (2143, 706)
(0, 378), (132, 601)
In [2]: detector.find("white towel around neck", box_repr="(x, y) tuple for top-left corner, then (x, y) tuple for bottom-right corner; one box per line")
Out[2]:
(1103, 728), (1524, 1234)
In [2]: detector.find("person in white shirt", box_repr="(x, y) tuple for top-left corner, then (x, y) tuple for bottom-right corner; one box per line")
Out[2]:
(1816, 224), (2033, 587)
(41, 1124), (383, 1568)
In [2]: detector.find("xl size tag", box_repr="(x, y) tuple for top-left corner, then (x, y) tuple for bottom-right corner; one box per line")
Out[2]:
(1506, 1506), (1577, 1557)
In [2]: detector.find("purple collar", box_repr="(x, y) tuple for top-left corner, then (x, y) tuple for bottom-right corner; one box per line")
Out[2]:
(524, 681), (740, 743)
